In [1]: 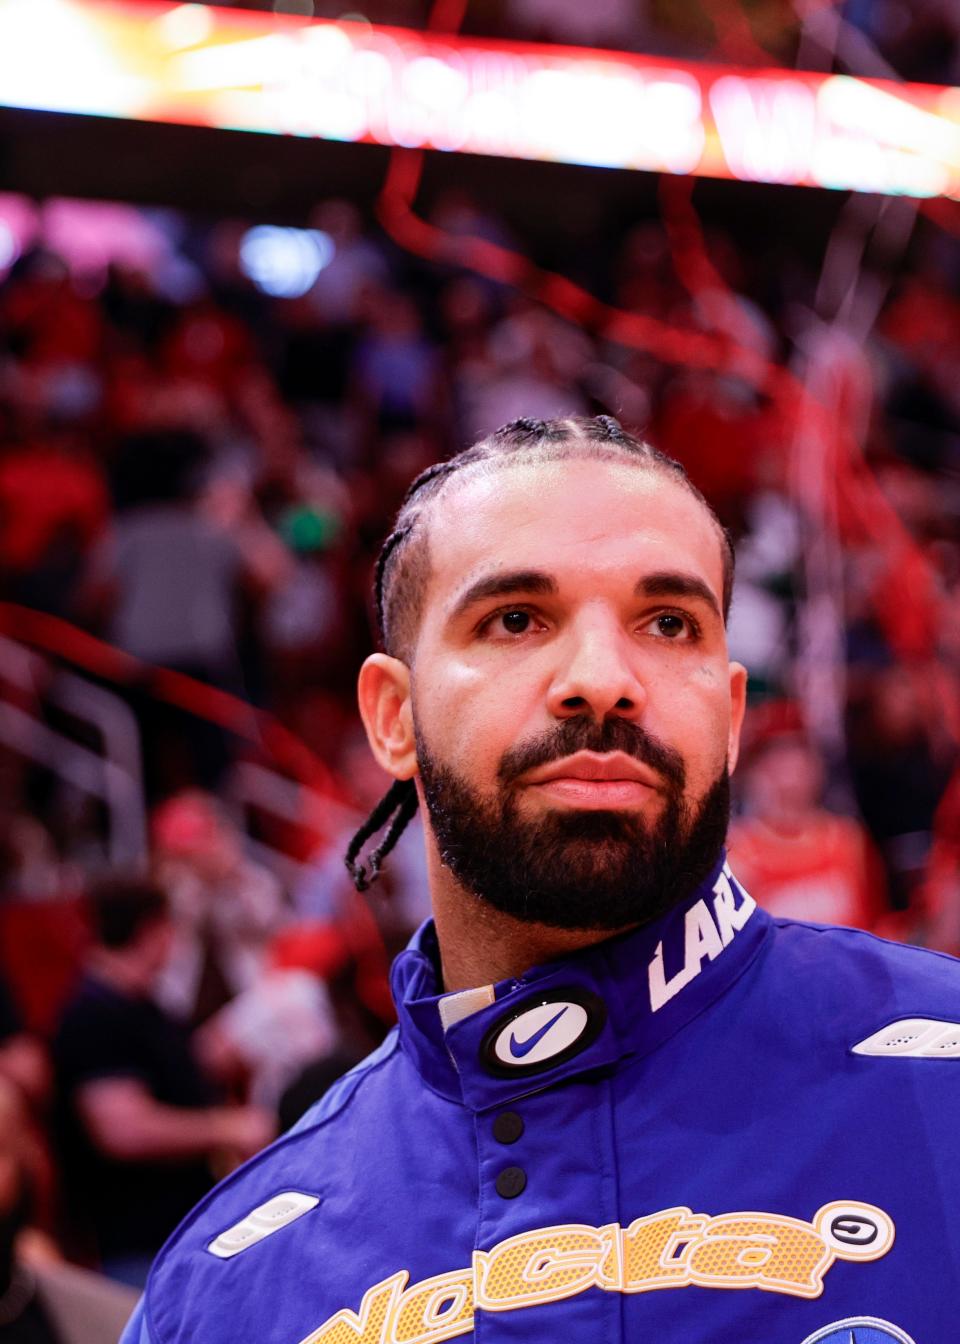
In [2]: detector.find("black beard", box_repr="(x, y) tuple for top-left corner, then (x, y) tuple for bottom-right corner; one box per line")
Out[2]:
(415, 715), (730, 932)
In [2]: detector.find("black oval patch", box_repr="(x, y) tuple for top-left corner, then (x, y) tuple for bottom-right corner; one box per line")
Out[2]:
(480, 987), (607, 1078)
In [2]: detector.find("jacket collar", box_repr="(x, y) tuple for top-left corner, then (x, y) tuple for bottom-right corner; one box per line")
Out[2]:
(392, 853), (770, 1110)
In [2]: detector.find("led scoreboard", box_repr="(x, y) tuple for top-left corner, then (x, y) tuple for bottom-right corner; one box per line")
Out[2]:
(0, 0), (958, 198)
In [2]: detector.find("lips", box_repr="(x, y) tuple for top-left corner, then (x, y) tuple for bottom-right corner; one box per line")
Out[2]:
(522, 751), (661, 789)
(521, 751), (660, 809)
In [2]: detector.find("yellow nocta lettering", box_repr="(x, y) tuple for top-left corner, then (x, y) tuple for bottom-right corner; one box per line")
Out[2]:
(298, 1201), (894, 1344)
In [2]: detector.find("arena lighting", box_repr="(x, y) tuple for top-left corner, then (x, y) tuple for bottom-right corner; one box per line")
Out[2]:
(0, 0), (958, 198)
(239, 223), (335, 296)
(0, 220), (18, 273)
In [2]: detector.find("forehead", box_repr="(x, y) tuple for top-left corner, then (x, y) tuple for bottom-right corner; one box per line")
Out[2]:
(423, 457), (725, 615)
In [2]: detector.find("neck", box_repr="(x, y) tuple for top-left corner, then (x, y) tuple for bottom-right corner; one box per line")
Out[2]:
(428, 860), (634, 992)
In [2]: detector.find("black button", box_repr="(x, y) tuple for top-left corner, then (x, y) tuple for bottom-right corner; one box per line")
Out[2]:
(492, 1111), (524, 1145)
(496, 1166), (527, 1199)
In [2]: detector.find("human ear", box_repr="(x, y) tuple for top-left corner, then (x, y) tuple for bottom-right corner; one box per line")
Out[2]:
(726, 661), (748, 774)
(357, 654), (418, 781)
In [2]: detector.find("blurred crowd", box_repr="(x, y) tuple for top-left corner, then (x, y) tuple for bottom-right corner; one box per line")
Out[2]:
(0, 161), (957, 1311)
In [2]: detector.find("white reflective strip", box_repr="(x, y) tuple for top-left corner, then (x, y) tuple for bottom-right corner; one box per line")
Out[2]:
(438, 984), (495, 1032)
(852, 1018), (960, 1058)
(208, 1191), (320, 1259)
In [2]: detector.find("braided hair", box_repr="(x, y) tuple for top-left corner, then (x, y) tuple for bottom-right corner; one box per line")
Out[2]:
(344, 414), (734, 890)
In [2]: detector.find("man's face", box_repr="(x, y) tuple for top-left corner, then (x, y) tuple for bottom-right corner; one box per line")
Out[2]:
(405, 457), (746, 929)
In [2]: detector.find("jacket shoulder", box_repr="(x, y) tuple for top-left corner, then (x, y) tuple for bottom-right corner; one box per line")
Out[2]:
(770, 916), (960, 979)
(761, 917), (960, 1030)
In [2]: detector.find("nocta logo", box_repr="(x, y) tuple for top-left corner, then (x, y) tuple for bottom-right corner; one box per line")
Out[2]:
(298, 1200), (893, 1344)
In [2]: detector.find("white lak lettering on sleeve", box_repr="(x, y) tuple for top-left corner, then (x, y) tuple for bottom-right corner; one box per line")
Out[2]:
(648, 865), (756, 1013)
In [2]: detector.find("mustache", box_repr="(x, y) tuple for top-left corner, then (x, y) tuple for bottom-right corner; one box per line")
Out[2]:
(497, 717), (686, 794)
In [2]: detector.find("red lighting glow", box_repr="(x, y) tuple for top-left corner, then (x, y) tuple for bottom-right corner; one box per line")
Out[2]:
(0, 0), (957, 197)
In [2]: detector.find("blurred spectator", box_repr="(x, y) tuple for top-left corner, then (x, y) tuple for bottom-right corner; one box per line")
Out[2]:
(0, 1077), (137, 1343)
(918, 770), (960, 954)
(306, 201), (390, 328)
(0, 251), (104, 429)
(652, 371), (762, 529)
(0, 976), (50, 1114)
(726, 487), (802, 696)
(197, 967), (339, 1110)
(0, 429), (108, 619)
(83, 428), (290, 795)
(0, 1076), (61, 1343)
(0, 811), (66, 904)
(159, 297), (254, 402)
(52, 877), (273, 1284)
(729, 727), (891, 932)
(350, 289), (445, 459)
(152, 792), (287, 1027)
(87, 428), (280, 685)
(458, 302), (591, 441)
(0, 971), (53, 1241)
(846, 668), (956, 909)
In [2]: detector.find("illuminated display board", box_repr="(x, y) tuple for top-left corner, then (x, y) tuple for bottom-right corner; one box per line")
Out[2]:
(0, 0), (958, 197)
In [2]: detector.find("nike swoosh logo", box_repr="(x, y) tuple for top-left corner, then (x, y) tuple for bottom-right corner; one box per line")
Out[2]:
(509, 1006), (570, 1058)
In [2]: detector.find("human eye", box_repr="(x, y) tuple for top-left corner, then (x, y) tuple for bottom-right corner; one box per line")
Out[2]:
(478, 606), (545, 640)
(641, 610), (700, 641)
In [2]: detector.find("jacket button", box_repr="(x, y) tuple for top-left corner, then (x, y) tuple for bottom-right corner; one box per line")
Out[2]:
(496, 1166), (527, 1199)
(492, 1111), (524, 1145)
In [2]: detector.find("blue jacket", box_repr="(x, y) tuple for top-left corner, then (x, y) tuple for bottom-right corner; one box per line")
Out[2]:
(121, 857), (960, 1344)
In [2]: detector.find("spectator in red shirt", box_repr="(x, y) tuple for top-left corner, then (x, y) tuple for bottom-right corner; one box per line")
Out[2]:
(0, 430), (108, 617)
(728, 731), (892, 934)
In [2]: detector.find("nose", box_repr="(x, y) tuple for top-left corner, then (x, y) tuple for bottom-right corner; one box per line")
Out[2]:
(546, 610), (647, 722)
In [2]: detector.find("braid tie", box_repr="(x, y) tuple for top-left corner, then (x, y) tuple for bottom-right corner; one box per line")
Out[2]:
(344, 779), (419, 891)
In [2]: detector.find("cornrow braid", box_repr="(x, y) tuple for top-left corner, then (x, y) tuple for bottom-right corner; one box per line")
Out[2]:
(492, 416), (566, 444)
(345, 778), (419, 892)
(592, 414), (629, 442)
(349, 414), (735, 889)
(373, 457), (463, 643)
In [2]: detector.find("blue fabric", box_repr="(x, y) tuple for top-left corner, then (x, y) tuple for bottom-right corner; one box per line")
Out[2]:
(119, 1299), (147, 1344)
(130, 856), (960, 1343)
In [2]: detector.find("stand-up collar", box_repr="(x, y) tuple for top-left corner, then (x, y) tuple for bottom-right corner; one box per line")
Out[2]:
(392, 855), (770, 1111)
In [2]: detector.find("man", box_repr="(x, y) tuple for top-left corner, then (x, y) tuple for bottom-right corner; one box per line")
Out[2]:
(123, 417), (959, 1344)
(151, 791), (287, 1027)
(53, 878), (273, 1286)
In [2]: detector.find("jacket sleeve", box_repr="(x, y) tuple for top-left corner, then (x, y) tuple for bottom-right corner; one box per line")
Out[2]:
(119, 1299), (151, 1344)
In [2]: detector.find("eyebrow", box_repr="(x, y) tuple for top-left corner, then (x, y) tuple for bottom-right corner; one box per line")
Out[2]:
(447, 567), (722, 625)
(447, 570), (557, 623)
(636, 571), (721, 619)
